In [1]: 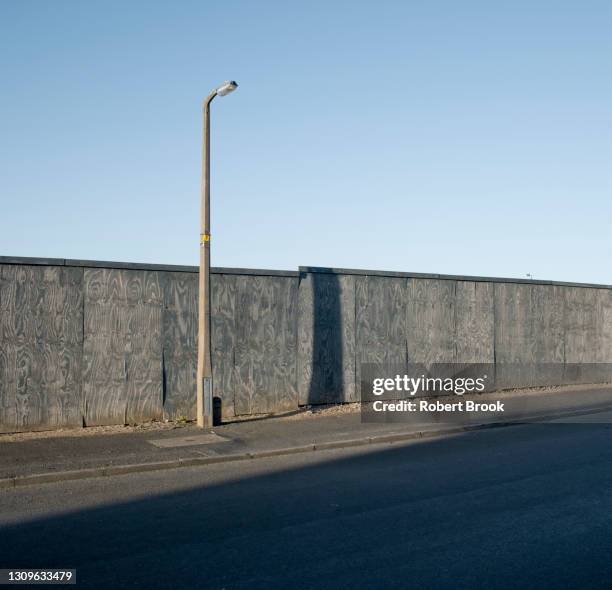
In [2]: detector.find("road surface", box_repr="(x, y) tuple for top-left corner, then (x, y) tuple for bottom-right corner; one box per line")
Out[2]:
(1, 414), (611, 589)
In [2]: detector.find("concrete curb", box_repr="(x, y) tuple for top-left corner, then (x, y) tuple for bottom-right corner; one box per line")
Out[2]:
(0, 426), (485, 489)
(2, 404), (611, 489)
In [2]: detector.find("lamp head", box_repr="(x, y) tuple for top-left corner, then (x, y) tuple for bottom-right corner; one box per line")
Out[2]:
(216, 80), (238, 96)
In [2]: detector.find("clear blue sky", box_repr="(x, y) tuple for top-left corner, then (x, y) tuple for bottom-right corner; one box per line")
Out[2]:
(1, 1), (611, 283)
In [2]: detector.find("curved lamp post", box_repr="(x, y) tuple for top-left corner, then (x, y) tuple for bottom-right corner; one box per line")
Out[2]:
(198, 80), (238, 428)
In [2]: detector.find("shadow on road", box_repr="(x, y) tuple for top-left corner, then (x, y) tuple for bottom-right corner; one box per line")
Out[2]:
(0, 423), (611, 589)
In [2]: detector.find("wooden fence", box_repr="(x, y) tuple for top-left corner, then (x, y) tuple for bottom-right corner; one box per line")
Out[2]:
(2, 257), (612, 432)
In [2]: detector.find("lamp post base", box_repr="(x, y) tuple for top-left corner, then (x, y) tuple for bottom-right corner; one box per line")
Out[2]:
(197, 377), (214, 428)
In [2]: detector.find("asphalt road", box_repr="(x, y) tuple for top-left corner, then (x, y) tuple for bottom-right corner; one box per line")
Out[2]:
(1, 416), (611, 589)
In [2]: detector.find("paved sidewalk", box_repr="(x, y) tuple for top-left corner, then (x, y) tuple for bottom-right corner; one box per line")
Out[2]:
(1, 387), (612, 487)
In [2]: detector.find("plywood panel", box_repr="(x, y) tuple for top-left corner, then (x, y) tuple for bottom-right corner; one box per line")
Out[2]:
(564, 287), (600, 384)
(532, 285), (565, 363)
(297, 272), (356, 405)
(211, 273), (237, 418)
(594, 289), (612, 383)
(495, 283), (565, 388)
(162, 272), (197, 420)
(83, 269), (163, 426)
(355, 276), (407, 388)
(455, 281), (495, 364)
(234, 275), (298, 414)
(406, 278), (456, 364)
(494, 283), (530, 365)
(564, 287), (597, 363)
(0, 265), (83, 432)
(597, 289), (612, 363)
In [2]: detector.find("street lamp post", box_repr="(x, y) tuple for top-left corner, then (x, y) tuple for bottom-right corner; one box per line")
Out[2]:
(197, 80), (238, 428)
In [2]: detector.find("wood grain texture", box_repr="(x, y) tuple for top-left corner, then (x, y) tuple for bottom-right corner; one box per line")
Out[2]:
(594, 289), (612, 383)
(494, 284), (566, 387)
(406, 279), (456, 364)
(355, 276), (407, 387)
(564, 287), (601, 384)
(563, 287), (597, 364)
(163, 273), (299, 420)
(297, 272), (356, 405)
(234, 275), (298, 415)
(162, 272), (198, 420)
(494, 283), (530, 364)
(454, 281), (495, 364)
(0, 265), (83, 433)
(597, 289), (612, 362)
(83, 269), (163, 426)
(211, 273), (237, 418)
(4, 261), (612, 433)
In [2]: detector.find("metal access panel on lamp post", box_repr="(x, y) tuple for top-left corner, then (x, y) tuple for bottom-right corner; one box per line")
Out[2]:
(197, 80), (238, 429)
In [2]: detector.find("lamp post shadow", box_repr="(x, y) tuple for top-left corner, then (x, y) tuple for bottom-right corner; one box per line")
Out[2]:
(308, 272), (344, 405)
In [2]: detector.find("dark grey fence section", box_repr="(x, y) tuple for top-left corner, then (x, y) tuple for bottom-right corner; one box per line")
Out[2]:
(298, 272), (356, 405)
(296, 268), (612, 403)
(2, 257), (612, 433)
